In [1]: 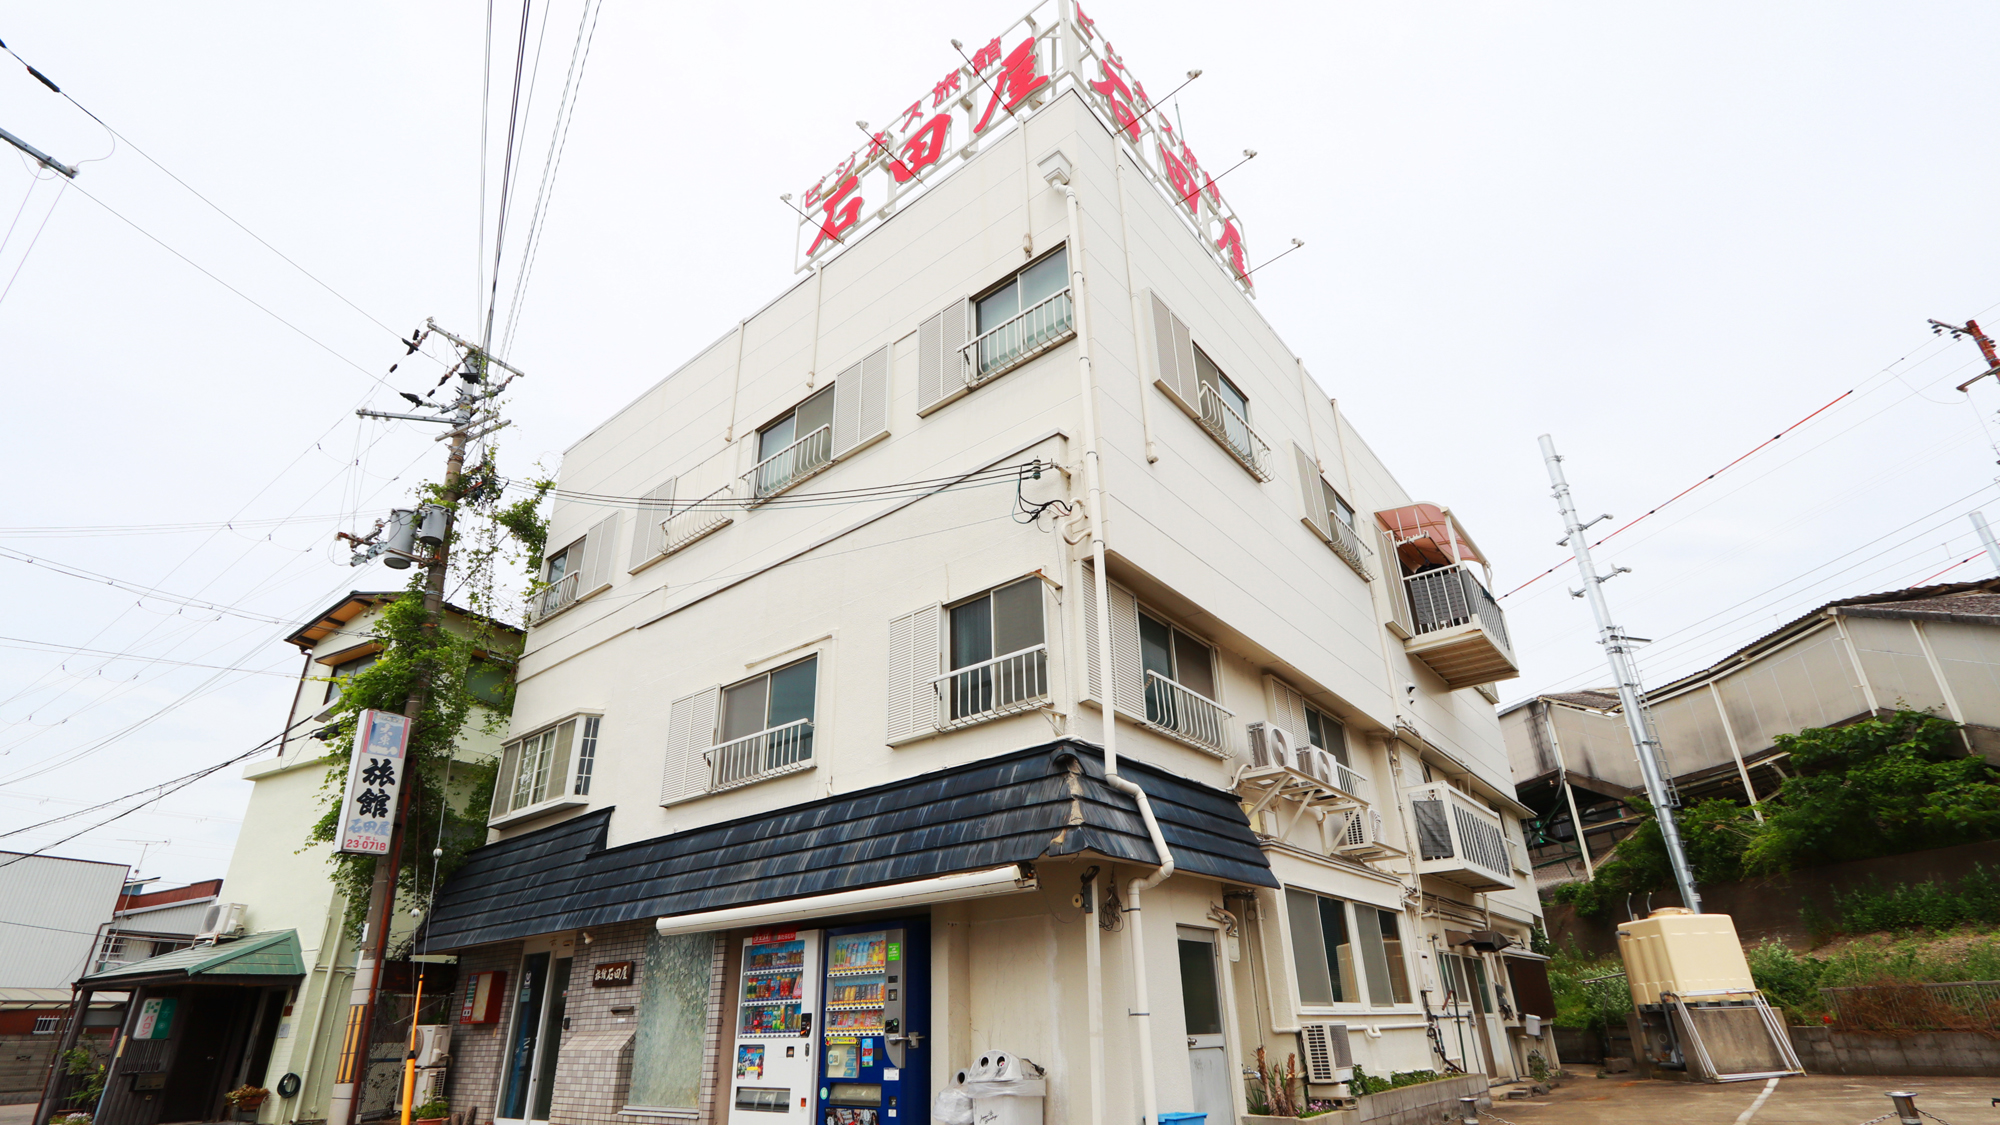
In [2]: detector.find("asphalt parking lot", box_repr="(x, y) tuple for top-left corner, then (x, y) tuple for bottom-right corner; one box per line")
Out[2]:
(1486, 1074), (2000, 1124)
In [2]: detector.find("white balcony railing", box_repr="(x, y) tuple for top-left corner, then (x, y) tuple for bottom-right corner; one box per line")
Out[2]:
(1403, 564), (1513, 654)
(1298, 746), (1371, 804)
(1407, 780), (1514, 889)
(744, 424), (833, 503)
(964, 290), (1075, 385)
(708, 719), (814, 791)
(661, 480), (739, 556)
(935, 644), (1049, 728)
(1196, 383), (1274, 481)
(1326, 515), (1373, 580)
(534, 571), (581, 620)
(1143, 671), (1234, 758)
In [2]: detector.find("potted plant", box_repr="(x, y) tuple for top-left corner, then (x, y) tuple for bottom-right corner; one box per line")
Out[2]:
(225, 1086), (270, 1120)
(413, 1097), (451, 1125)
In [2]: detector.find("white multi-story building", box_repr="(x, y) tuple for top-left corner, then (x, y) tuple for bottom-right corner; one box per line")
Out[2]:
(427, 8), (1549, 1125)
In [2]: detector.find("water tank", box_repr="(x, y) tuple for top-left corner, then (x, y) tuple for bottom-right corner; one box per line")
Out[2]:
(1615, 908), (1755, 1006)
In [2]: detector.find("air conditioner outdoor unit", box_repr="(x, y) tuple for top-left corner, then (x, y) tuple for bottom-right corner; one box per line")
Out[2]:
(197, 902), (247, 940)
(1245, 722), (1298, 771)
(1295, 746), (1339, 787)
(1297, 1021), (1354, 1083)
(414, 1066), (448, 1104)
(1334, 809), (1390, 857)
(412, 1024), (451, 1068)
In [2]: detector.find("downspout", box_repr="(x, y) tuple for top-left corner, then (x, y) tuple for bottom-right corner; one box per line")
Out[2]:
(1113, 155), (1159, 463)
(806, 262), (825, 387)
(724, 318), (750, 442)
(1051, 156), (1172, 1125)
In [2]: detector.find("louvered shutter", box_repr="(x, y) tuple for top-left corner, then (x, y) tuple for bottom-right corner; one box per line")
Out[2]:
(832, 346), (891, 457)
(885, 605), (942, 743)
(1079, 569), (1103, 703)
(1149, 291), (1198, 408)
(1294, 444), (1330, 541)
(943, 298), (969, 394)
(917, 310), (945, 413)
(578, 515), (617, 595)
(1081, 564), (1144, 715)
(630, 478), (676, 569)
(1377, 524), (1415, 638)
(1265, 675), (1311, 747)
(659, 686), (721, 805)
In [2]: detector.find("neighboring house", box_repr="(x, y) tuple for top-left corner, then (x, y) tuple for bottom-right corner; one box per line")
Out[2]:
(94, 878), (224, 974)
(54, 591), (519, 1125)
(0, 853), (129, 1106)
(1503, 577), (2000, 884)
(421, 38), (1551, 1125)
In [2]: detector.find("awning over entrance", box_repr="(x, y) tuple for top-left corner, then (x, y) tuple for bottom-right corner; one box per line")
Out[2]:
(425, 739), (1278, 949)
(1375, 502), (1488, 568)
(76, 929), (304, 988)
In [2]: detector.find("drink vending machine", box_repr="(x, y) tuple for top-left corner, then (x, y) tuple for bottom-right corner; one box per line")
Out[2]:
(817, 924), (923, 1125)
(728, 930), (821, 1125)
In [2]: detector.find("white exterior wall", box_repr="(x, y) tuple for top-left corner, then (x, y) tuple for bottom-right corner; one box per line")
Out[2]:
(0, 853), (126, 988)
(502, 91), (1544, 1116)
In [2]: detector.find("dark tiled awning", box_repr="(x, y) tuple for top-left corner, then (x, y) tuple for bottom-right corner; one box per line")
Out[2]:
(425, 739), (1274, 949)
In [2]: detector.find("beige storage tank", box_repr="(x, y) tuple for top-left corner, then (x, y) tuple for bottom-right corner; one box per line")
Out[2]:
(1615, 908), (1755, 1006)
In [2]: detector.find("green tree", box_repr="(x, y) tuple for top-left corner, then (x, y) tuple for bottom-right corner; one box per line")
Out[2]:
(1549, 797), (1756, 917)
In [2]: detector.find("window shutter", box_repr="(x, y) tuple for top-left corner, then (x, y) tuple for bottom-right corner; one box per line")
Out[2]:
(1082, 565), (1145, 715)
(944, 298), (969, 394)
(579, 515), (618, 594)
(1079, 568), (1103, 703)
(917, 309), (945, 414)
(1265, 675), (1310, 747)
(660, 686), (721, 805)
(1294, 444), (1331, 541)
(1377, 524), (1415, 638)
(886, 605), (942, 744)
(630, 478), (676, 570)
(832, 346), (891, 458)
(1148, 291), (1198, 408)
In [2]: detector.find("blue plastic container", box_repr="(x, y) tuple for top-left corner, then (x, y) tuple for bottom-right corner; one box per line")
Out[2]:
(1159, 1114), (1207, 1125)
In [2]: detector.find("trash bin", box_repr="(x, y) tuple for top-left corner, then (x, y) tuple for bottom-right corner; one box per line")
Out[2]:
(1159, 1113), (1207, 1125)
(932, 1053), (1047, 1125)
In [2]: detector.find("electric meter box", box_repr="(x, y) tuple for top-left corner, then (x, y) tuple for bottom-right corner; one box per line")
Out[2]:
(1615, 908), (1755, 1006)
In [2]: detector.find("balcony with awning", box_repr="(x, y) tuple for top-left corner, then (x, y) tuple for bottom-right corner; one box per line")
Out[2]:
(1376, 503), (1519, 689)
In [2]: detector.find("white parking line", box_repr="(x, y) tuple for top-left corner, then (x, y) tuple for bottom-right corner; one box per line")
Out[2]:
(1733, 1077), (1781, 1124)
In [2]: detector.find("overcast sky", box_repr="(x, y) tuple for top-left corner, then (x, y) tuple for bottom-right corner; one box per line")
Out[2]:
(4, 2), (1999, 888)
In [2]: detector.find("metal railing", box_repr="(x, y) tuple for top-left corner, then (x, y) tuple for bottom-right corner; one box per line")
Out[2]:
(935, 644), (1049, 728)
(708, 718), (814, 791)
(1302, 748), (1370, 803)
(661, 480), (739, 555)
(1143, 670), (1234, 757)
(1820, 980), (2000, 1032)
(1327, 515), (1374, 579)
(1196, 383), (1273, 480)
(1403, 564), (1513, 654)
(744, 424), (833, 502)
(534, 571), (581, 620)
(1409, 781), (1512, 879)
(964, 289), (1075, 384)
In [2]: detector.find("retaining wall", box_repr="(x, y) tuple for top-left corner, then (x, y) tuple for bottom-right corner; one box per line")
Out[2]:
(1789, 1026), (2000, 1077)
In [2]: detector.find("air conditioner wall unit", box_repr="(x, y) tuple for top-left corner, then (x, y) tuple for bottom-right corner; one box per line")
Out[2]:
(1245, 721), (1298, 771)
(197, 902), (247, 940)
(1297, 1021), (1354, 1083)
(412, 1024), (451, 1068)
(1335, 809), (1389, 856)
(414, 1067), (448, 1104)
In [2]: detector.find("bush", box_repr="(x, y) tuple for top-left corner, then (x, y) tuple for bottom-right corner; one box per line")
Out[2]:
(1550, 799), (1757, 917)
(1547, 946), (1632, 1033)
(1823, 866), (2000, 933)
(1747, 940), (1828, 1022)
(1348, 1067), (1442, 1096)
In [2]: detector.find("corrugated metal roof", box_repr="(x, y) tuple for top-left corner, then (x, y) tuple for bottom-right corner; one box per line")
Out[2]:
(425, 740), (1276, 950)
(77, 930), (303, 985)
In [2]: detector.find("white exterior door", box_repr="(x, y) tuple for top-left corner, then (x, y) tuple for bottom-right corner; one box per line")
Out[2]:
(1177, 927), (1231, 1118)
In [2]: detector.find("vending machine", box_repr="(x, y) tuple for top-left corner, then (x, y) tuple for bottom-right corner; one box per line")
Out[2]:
(729, 929), (821, 1125)
(816, 922), (927, 1125)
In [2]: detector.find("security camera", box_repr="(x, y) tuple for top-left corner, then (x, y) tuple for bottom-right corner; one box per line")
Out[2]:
(1404, 682), (1418, 697)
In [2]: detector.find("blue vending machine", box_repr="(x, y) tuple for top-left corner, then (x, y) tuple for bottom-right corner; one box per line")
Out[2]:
(816, 920), (928, 1125)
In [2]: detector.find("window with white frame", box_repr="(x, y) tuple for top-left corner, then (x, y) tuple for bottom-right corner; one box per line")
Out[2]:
(1292, 444), (1372, 580)
(1147, 293), (1272, 480)
(32, 1016), (58, 1034)
(1080, 566), (1236, 757)
(970, 246), (1072, 380)
(491, 714), (601, 823)
(1139, 608), (1219, 734)
(943, 578), (1048, 724)
(1303, 704), (1348, 767)
(534, 516), (615, 620)
(323, 652), (379, 705)
(713, 656), (818, 790)
(752, 386), (836, 499)
(1286, 887), (1412, 1008)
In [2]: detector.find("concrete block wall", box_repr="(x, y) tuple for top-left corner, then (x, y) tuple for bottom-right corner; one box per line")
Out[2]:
(447, 941), (524, 1124)
(1790, 1026), (2000, 1077)
(1354, 1075), (1490, 1125)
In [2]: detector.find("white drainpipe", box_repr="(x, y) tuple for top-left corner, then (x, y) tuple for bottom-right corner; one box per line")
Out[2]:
(1045, 150), (1174, 1125)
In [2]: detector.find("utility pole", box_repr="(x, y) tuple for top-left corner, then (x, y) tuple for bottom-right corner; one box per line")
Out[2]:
(0, 124), (77, 178)
(326, 323), (518, 1125)
(1935, 319), (2000, 393)
(1539, 434), (1702, 914)
(1973, 512), (2000, 578)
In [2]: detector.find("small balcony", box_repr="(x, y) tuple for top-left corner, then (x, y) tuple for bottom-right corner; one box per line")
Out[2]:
(1196, 383), (1274, 481)
(1143, 671), (1234, 758)
(1406, 781), (1515, 891)
(1400, 564), (1519, 688)
(935, 644), (1050, 729)
(661, 480), (739, 556)
(709, 719), (814, 792)
(744, 423), (833, 503)
(533, 571), (581, 621)
(964, 289), (1075, 386)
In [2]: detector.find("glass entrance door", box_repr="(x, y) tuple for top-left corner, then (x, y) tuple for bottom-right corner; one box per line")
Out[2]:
(1177, 927), (1231, 1119)
(499, 938), (576, 1125)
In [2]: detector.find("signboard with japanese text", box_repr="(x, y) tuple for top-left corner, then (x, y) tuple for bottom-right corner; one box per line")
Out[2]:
(591, 960), (635, 987)
(134, 997), (176, 1039)
(334, 708), (411, 856)
(794, 0), (1255, 294)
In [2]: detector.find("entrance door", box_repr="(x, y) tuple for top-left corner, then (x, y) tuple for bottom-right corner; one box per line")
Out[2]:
(1443, 955), (1497, 1078)
(1177, 927), (1231, 1119)
(499, 936), (577, 1125)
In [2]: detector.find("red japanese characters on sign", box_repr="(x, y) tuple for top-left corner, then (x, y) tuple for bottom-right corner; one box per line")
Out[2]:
(793, 0), (1253, 295)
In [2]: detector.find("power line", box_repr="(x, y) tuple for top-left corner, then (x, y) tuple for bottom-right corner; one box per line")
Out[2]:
(0, 512), (351, 538)
(0, 634), (296, 676)
(0, 546), (294, 625)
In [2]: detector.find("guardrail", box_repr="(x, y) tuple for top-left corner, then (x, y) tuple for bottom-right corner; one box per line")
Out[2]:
(709, 718), (815, 791)
(1820, 980), (2000, 1032)
(661, 480), (739, 555)
(534, 571), (581, 620)
(744, 424), (832, 501)
(964, 290), (1074, 385)
(935, 644), (1049, 727)
(1408, 781), (1513, 885)
(1404, 564), (1513, 654)
(1196, 382), (1273, 481)
(1144, 670), (1234, 757)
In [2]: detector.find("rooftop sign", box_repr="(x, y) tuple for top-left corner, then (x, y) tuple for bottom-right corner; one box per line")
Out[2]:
(793, 0), (1254, 293)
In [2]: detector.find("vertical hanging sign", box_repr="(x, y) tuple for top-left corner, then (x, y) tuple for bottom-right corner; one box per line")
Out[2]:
(335, 708), (411, 856)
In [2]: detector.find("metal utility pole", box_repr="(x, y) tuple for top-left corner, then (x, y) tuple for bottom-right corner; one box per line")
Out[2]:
(1935, 318), (2000, 393)
(0, 124), (77, 178)
(1539, 434), (1702, 914)
(326, 324), (517, 1125)
(1973, 512), (2000, 577)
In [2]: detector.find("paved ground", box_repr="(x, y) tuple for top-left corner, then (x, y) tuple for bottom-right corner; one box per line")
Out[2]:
(0, 1103), (36, 1125)
(1486, 1074), (2000, 1124)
